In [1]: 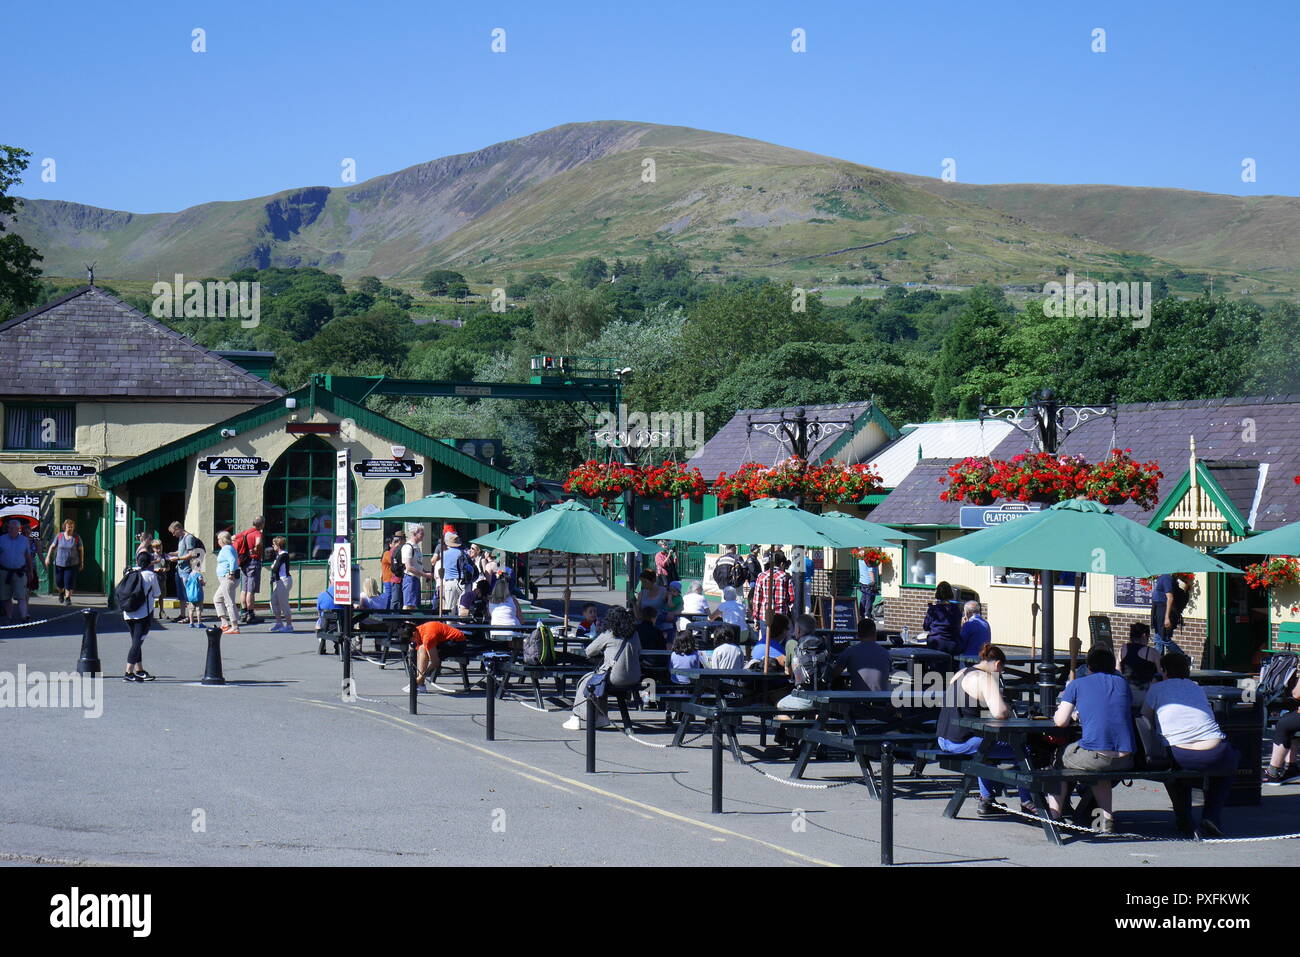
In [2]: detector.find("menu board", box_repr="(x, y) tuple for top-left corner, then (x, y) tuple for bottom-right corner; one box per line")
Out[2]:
(1114, 576), (1154, 608)
(821, 597), (858, 631)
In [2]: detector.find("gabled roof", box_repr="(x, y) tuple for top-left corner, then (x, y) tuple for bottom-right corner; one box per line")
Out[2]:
(688, 401), (899, 479)
(98, 384), (526, 505)
(865, 459), (962, 527)
(871, 419), (1015, 488)
(0, 286), (283, 402)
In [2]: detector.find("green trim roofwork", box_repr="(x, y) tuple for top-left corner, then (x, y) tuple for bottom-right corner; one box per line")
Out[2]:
(1146, 462), (1249, 537)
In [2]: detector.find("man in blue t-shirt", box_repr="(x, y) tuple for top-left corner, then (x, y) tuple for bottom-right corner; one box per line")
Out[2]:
(1149, 573), (1187, 656)
(959, 600), (991, 657)
(1045, 645), (1135, 834)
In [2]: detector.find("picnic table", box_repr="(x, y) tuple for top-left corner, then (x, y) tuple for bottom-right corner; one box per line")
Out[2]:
(785, 689), (936, 797)
(497, 661), (593, 710)
(888, 646), (954, 674)
(1189, 669), (1253, 686)
(667, 668), (791, 760)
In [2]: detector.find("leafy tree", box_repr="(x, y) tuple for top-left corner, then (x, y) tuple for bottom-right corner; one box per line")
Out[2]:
(357, 275), (382, 295)
(931, 285), (1014, 417)
(570, 257), (609, 288)
(525, 283), (615, 354)
(422, 269), (467, 296)
(446, 280), (471, 300)
(0, 146), (44, 320)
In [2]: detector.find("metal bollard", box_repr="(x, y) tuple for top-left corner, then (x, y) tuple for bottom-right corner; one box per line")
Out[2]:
(407, 640), (417, 715)
(880, 740), (894, 866)
(202, 626), (226, 685)
(76, 608), (101, 675)
(711, 716), (723, 814)
(486, 668), (496, 741)
(585, 695), (596, 774)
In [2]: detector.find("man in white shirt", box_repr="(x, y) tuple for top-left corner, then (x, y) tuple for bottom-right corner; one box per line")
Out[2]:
(400, 525), (431, 610)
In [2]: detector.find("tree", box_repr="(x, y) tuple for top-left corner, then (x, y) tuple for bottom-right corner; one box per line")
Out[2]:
(446, 280), (471, 300)
(422, 269), (467, 296)
(525, 284), (615, 353)
(357, 275), (383, 295)
(569, 257), (609, 288)
(931, 285), (1014, 417)
(0, 146), (44, 320)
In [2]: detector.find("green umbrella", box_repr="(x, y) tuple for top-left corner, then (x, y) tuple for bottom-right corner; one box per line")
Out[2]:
(370, 491), (520, 524)
(472, 501), (658, 626)
(923, 498), (1239, 699)
(648, 497), (888, 548)
(819, 511), (924, 546)
(1217, 521), (1300, 556)
(924, 498), (1240, 577)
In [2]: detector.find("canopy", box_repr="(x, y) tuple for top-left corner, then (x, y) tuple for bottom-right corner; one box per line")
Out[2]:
(471, 500), (657, 555)
(819, 510), (923, 547)
(370, 491), (520, 524)
(1217, 521), (1300, 557)
(648, 497), (898, 548)
(924, 498), (1240, 577)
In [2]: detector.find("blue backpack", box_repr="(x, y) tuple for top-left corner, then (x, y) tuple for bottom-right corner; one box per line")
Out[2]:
(185, 574), (203, 603)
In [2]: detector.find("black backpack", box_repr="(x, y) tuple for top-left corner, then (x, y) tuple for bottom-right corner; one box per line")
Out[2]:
(115, 569), (148, 613)
(523, 624), (556, 666)
(713, 557), (737, 591)
(458, 553), (477, 585)
(1259, 653), (1298, 703)
(388, 548), (405, 579)
(791, 635), (831, 690)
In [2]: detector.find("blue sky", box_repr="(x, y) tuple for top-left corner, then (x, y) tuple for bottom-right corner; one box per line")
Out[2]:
(7, 0), (1298, 211)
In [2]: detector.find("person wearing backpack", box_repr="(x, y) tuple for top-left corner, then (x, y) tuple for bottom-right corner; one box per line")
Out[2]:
(438, 533), (473, 614)
(168, 521), (205, 623)
(184, 557), (206, 628)
(1150, 573), (1190, 656)
(380, 531), (405, 611)
(233, 516), (266, 626)
(45, 519), (84, 607)
(1263, 657), (1300, 785)
(119, 551), (161, 682)
(214, 530), (241, 634)
(712, 545), (740, 594)
(776, 614), (829, 712)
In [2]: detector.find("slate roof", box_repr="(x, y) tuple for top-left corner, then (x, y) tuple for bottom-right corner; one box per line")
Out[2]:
(0, 286), (284, 402)
(870, 396), (1300, 532)
(689, 402), (889, 479)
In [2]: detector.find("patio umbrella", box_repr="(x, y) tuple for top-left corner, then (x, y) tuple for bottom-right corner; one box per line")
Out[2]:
(369, 491), (520, 524)
(924, 498), (1240, 705)
(472, 500), (658, 627)
(818, 511), (924, 546)
(1217, 521), (1300, 556)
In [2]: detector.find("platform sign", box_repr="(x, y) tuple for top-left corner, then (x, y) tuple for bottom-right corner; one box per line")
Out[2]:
(332, 541), (352, 605)
(958, 502), (1042, 529)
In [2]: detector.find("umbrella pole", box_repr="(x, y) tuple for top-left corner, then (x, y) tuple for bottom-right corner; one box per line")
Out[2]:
(764, 543), (775, 675)
(1068, 576), (1082, 681)
(1039, 569), (1056, 715)
(564, 555), (572, 635)
(1030, 574), (1039, 658)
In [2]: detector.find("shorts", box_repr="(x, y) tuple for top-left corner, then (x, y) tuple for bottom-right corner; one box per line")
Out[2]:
(0, 568), (28, 602)
(241, 563), (261, 593)
(413, 631), (465, 653)
(776, 693), (816, 711)
(1060, 741), (1134, 773)
(54, 565), (79, 589)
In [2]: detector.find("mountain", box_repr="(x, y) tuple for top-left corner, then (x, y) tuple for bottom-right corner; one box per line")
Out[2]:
(9, 121), (1300, 292)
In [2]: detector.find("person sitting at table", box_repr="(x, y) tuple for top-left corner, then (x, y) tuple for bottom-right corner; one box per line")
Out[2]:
(711, 585), (748, 631)
(1263, 663), (1300, 786)
(775, 615), (825, 713)
(749, 612), (791, 669)
(1044, 645), (1135, 835)
(708, 623), (746, 671)
(486, 576), (523, 639)
(937, 643), (1038, 817)
(923, 581), (964, 656)
(959, 600), (991, 658)
(636, 570), (667, 627)
(1143, 652), (1238, 837)
(678, 581), (710, 630)
(574, 603), (602, 639)
(1121, 623), (1161, 707)
(635, 604), (667, 651)
(563, 606), (641, 731)
(670, 631), (706, 683)
(458, 578), (491, 621)
(402, 620), (467, 694)
(664, 580), (684, 629)
(830, 618), (891, 692)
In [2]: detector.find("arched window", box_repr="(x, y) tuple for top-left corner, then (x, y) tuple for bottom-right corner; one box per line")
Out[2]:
(262, 436), (355, 561)
(213, 477), (236, 543)
(383, 479), (405, 544)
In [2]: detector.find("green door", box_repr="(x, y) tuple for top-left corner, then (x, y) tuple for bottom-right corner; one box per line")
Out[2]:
(60, 499), (104, 593)
(1215, 559), (1269, 670)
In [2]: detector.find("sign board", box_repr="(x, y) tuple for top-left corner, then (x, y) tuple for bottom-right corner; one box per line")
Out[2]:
(1115, 576), (1155, 609)
(958, 502), (1043, 529)
(352, 459), (424, 479)
(115, 501), (127, 526)
(0, 490), (46, 528)
(34, 463), (96, 478)
(820, 597), (859, 631)
(332, 541), (352, 605)
(359, 503), (381, 531)
(335, 450), (350, 536)
(198, 456), (269, 476)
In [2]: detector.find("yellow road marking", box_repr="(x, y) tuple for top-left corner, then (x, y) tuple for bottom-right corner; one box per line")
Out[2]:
(296, 698), (838, 867)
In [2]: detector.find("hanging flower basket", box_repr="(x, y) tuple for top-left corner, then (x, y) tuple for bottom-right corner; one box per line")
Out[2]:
(714, 458), (882, 504)
(940, 449), (1161, 510)
(851, 546), (892, 565)
(1244, 557), (1300, 591)
(562, 461), (639, 500)
(636, 461), (707, 500)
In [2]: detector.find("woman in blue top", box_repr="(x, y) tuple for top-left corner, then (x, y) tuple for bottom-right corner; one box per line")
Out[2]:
(922, 581), (964, 656)
(214, 530), (241, 634)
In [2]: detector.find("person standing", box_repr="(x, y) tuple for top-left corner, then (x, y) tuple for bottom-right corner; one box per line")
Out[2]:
(121, 551), (161, 682)
(268, 536), (294, 632)
(0, 518), (34, 622)
(184, 557), (206, 628)
(751, 558), (793, 644)
(400, 525), (430, 611)
(1150, 573), (1190, 656)
(235, 516), (266, 625)
(438, 533), (471, 614)
(214, 530), (241, 634)
(655, 542), (677, 587)
(167, 521), (204, 623)
(45, 519), (83, 606)
(380, 531), (405, 610)
(857, 554), (879, 620)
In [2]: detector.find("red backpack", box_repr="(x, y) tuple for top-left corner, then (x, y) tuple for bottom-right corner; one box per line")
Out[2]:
(233, 529), (258, 568)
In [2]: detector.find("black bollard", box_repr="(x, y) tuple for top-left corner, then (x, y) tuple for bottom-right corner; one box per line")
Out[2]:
(880, 741), (895, 866)
(711, 716), (723, 814)
(407, 640), (417, 715)
(202, 626), (226, 685)
(340, 606), (352, 687)
(485, 669), (496, 741)
(76, 608), (101, 675)
(585, 696), (596, 773)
